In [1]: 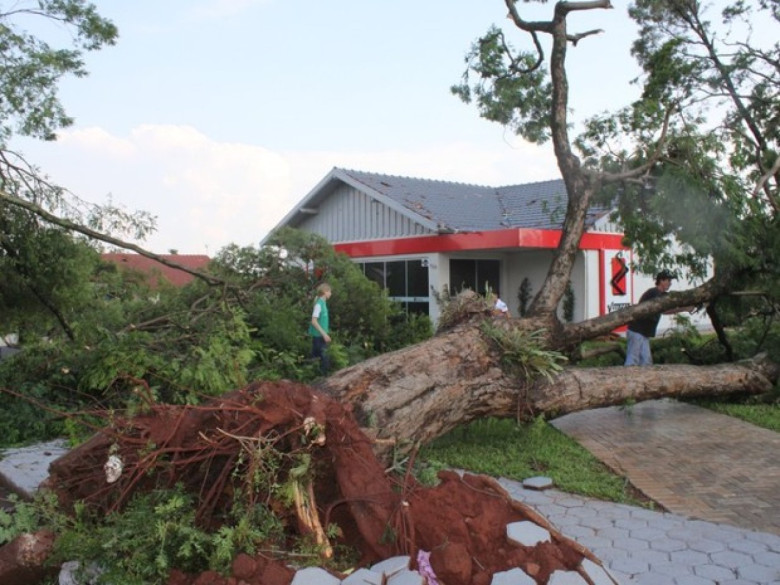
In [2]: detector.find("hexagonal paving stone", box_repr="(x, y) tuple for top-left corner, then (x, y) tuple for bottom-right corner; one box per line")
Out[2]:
(711, 550), (755, 570)
(580, 558), (617, 585)
(371, 555), (411, 578)
(506, 521), (551, 547)
(737, 563), (780, 584)
(342, 567), (383, 585)
(693, 563), (736, 582)
(609, 557), (650, 575)
(688, 538), (726, 554)
(648, 537), (686, 552)
(522, 476), (554, 490)
(547, 570), (588, 584)
(490, 567), (535, 585)
(290, 566), (340, 585)
(387, 568), (425, 585)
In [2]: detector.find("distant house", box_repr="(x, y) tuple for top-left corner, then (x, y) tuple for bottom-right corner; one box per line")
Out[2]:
(266, 167), (705, 329)
(101, 253), (211, 288)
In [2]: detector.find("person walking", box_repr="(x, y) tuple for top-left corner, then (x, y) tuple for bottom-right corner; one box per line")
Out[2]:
(624, 270), (682, 366)
(309, 283), (332, 375)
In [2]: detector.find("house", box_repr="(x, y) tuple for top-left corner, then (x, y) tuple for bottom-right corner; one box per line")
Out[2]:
(101, 253), (211, 288)
(267, 167), (702, 329)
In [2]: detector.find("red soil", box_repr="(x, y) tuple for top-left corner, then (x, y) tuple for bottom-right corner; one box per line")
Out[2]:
(7, 381), (601, 585)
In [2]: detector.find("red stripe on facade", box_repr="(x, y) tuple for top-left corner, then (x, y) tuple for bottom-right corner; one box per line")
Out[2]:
(334, 228), (627, 258)
(599, 250), (607, 317)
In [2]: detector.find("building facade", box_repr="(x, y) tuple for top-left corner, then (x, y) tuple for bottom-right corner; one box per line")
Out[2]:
(268, 167), (699, 329)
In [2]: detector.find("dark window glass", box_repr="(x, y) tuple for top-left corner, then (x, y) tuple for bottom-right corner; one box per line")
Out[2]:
(406, 301), (429, 316)
(385, 261), (406, 297)
(364, 262), (386, 289)
(449, 259), (476, 293)
(407, 260), (429, 297)
(478, 260), (500, 296)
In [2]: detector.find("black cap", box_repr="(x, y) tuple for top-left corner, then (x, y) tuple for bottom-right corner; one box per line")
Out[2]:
(655, 270), (676, 283)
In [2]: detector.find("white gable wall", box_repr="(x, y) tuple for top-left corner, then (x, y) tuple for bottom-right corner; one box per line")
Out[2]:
(297, 183), (433, 243)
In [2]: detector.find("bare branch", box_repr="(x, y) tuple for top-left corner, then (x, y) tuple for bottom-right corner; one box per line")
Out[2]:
(601, 105), (675, 184)
(0, 187), (226, 287)
(752, 155), (780, 214)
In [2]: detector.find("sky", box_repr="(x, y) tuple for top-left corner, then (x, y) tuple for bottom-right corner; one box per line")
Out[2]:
(13, 0), (643, 255)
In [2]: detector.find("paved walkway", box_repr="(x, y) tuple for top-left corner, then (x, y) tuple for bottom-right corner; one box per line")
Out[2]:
(502, 478), (780, 585)
(550, 398), (780, 536)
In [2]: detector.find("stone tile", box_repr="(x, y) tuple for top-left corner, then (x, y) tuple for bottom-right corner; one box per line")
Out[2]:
(648, 538), (687, 553)
(387, 569), (425, 585)
(567, 506), (599, 519)
(341, 568), (383, 585)
(547, 570), (589, 584)
(580, 558), (617, 585)
(618, 539), (650, 552)
(609, 557), (650, 576)
(729, 538), (770, 554)
(575, 534), (613, 551)
(672, 574), (716, 585)
(737, 563), (780, 583)
(710, 550), (756, 570)
(290, 566), (340, 585)
(648, 561), (692, 578)
(755, 550), (780, 567)
(490, 567), (535, 585)
(632, 572), (673, 585)
(370, 556), (410, 578)
(561, 525), (596, 540)
(669, 550), (710, 567)
(597, 527), (630, 541)
(0, 439), (69, 497)
(692, 563), (736, 581)
(688, 539), (726, 554)
(578, 516), (616, 530)
(615, 518), (649, 531)
(626, 550), (669, 565)
(522, 476), (554, 490)
(628, 527), (665, 542)
(506, 521), (551, 547)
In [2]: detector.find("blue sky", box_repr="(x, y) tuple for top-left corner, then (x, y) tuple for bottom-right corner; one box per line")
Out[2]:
(14, 0), (642, 254)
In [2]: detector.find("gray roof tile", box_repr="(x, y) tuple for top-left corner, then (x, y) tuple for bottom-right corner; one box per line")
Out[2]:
(339, 168), (610, 231)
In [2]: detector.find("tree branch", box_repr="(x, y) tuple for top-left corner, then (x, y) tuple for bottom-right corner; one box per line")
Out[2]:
(0, 187), (226, 287)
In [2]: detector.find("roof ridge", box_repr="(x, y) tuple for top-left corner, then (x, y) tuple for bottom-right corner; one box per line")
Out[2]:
(338, 167), (521, 189)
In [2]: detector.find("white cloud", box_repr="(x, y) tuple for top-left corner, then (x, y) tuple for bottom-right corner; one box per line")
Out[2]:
(18, 123), (559, 255)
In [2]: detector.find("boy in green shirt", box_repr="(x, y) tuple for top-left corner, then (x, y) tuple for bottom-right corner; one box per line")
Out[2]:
(308, 283), (332, 375)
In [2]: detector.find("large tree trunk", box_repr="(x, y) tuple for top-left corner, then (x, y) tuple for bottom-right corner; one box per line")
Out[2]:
(320, 310), (779, 461)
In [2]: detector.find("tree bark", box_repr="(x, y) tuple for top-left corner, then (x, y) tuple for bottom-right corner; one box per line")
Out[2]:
(320, 312), (779, 461)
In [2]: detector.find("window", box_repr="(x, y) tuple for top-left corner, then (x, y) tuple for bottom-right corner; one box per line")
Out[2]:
(357, 259), (430, 315)
(449, 259), (500, 296)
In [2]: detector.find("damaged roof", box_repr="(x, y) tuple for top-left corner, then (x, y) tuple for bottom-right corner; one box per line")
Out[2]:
(277, 167), (611, 234)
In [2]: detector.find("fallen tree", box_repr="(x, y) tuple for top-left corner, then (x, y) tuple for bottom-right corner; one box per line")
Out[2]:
(0, 381), (619, 585)
(320, 294), (779, 461)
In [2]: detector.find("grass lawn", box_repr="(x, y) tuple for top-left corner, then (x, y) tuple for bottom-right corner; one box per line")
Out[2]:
(419, 390), (779, 508)
(419, 416), (654, 507)
(686, 397), (780, 431)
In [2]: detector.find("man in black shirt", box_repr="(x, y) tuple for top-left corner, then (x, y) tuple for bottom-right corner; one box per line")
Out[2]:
(624, 270), (676, 366)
